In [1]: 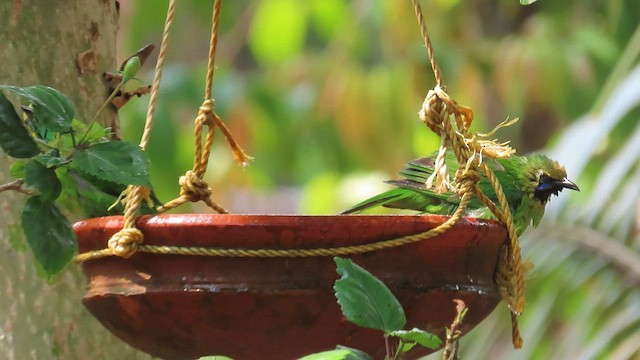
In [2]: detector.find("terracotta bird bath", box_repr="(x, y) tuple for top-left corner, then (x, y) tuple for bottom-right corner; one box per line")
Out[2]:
(73, 214), (507, 359)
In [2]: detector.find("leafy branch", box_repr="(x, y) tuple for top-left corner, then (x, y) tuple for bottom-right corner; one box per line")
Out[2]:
(442, 299), (468, 360)
(0, 85), (154, 276)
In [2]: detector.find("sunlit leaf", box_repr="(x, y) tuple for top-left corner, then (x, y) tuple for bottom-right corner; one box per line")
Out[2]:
(9, 160), (26, 178)
(333, 257), (406, 332)
(389, 328), (442, 350)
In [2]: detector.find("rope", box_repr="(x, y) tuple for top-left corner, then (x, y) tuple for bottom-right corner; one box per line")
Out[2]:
(412, 0), (445, 90)
(140, 0), (176, 151)
(412, 0), (524, 348)
(158, 0), (251, 214)
(77, 0), (178, 265)
(204, 0), (221, 101)
(75, 190), (475, 263)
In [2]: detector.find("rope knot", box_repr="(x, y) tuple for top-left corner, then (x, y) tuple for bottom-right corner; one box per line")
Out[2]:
(107, 228), (144, 258)
(196, 99), (216, 126)
(179, 170), (212, 202)
(455, 167), (481, 191)
(419, 87), (447, 134)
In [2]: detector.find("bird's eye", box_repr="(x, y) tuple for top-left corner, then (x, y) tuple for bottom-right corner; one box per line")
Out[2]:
(536, 174), (549, 188)
(536, 181), (555, 191)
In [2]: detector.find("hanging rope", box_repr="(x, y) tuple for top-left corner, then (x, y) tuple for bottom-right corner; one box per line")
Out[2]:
(157, 0), (251, 214)
(412, 0), (524, 348)
(76, 0), (179, 263)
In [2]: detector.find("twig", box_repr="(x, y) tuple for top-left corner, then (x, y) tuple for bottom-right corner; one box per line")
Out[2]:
(0, 178), (34, 195)
(442, 299), (468, 360)
(384, 334), (392, 360)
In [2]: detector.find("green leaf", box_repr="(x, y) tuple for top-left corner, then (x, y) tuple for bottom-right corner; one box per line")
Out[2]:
(72, 141), (151, 187)
(21, 196), (77, 276)
(0, 92), (41, 158)
(24, 159), (62, 200)
(35, 149), (69, 168)
(520, 0), (538, 4)
(299, 346), (372, 360)
(333, 257), (406, 332)
(0, 85), (74, 133)
(70, 118), (110, 146)
(60, 169), (122, 217)
(395, 340), (417, 354)
(388, 328), (442, 350)
(9, 160), (26, 178)
(249, 0), (307, 64)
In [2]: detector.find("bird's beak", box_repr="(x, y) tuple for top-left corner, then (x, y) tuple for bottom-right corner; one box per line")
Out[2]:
(559, 178), (580, 191)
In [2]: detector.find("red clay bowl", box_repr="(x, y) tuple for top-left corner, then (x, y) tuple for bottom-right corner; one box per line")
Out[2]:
(73, 214), (507, 359)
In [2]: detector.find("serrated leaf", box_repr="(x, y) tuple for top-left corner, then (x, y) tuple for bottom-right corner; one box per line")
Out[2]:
(389, 328), (442, 350)
(333, 257), (406, 332)
(35, 149), (68, 168)
(24, 159), (62, 200)
(0, 92), (41, 158)
(0, 85), (74, 133)
(21, 196), (77, 276)
(299, 346), (372, 360)
(72, 141), (151, 187)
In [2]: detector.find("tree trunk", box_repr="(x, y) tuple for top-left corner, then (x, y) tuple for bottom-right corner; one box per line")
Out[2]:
(0, 1), (148, 358)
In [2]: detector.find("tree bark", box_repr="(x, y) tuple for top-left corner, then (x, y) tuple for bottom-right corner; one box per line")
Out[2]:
(0, 1), (148, 358)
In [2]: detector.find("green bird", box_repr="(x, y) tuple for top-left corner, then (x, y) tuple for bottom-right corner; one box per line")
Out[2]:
(341, 152), (579, 235)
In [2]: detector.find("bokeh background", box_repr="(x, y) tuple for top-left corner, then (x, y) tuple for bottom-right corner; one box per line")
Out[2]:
(2, 0), (640, 358)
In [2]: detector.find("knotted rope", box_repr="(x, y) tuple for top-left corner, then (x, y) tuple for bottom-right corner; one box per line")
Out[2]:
(412, 0), (524, 348)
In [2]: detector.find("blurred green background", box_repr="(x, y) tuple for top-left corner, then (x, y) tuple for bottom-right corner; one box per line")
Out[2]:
(113, 0), (639, 358)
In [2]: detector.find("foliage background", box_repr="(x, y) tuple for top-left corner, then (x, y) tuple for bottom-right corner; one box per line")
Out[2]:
(2, 0), (640, 358)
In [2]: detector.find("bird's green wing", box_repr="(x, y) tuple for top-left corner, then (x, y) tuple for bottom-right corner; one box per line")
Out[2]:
(341, 152), (532, 216)
(341, 154), (461, 214)
(340, 184), (459, 214)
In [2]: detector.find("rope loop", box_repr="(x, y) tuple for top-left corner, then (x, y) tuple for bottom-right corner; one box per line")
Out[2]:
(196, 99), (216, 127)
(455, 168), (481, 194)
(179, 170), (213, 203)
(107, 228), (144, 258)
